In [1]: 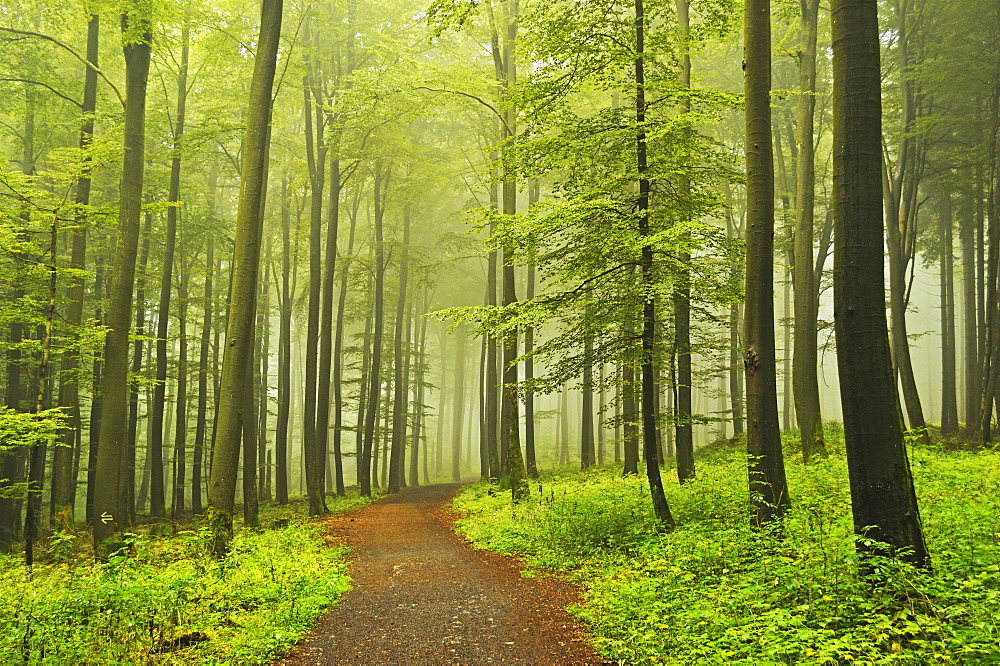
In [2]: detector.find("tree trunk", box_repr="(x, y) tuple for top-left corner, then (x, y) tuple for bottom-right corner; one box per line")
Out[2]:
(636, 0), (674, 528)
(451, 325), (467, 482)
(674, 0), (695, 484)
(86, 261), (104, 526)
(52, 13), (100, 525)
(388, 209), (411, 493)
(524, 181), (539, 478)
(831, 0), (929, 568)
(743, 0), (790, 527)
(581, 313), (595, 469)
(26, 219), (58, 566)
(301, 47), (327, 515)
(92, 12), (152, 555)
(884, 1), (928, 442)
(148, 21), (189, 519)
(360, 165), (389, 497)
(333, 190), (359, 495)
(316, 150), (341, 504)
(961, 186), (980, 430)
(793, 0), (825, 460)
(125, 213), (152, 521)
(275, 177), (292, 504)
(206, 0), (281, 556)
(409, 290), (429, 487)
(192, 234), (214, 515)
(172, 269), (190, 516)
(940, 192), (959, 435)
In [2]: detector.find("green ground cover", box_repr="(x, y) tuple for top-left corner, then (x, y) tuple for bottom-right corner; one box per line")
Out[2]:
(0, 493), (367, 664)
(453, 429), (1000, 664)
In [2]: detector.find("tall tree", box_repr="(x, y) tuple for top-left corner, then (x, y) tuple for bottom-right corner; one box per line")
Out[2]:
(275, 177), (292, 504)
(206, 0), (282, 556)
(673, 0), (694, 484)
(792, 0), (826, 461)
(148, 16), (190, 519)
(360, 165), (389, 497)
(301, 31), (328, 514)
(192, 235), (214, 515)
(743, 0), (790, 527)
(831, 0), (929, 568)
(636, 0), (674, 528)
(51, 13), (101, 523)
(92, 8), (153, 555)
(388, 209), (411, 493)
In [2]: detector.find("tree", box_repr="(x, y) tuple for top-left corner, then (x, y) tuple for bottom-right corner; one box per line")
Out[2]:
(792, 0), (826, 461)
(743, 0), (790, 527)
(206, 0), (283, 557)
(831, 0), (929, 568)
(92, 6), (153, 555)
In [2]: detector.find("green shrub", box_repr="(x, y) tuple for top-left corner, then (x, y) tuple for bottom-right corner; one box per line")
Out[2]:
(0, 493), (368, 664)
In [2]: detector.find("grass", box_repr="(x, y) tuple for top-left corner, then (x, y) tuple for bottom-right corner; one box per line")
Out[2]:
(0, 491), (369, 664)
(452, 426), (1000, 664)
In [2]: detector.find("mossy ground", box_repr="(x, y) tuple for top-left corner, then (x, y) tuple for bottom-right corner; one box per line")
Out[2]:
(453, 427), (1000, 664)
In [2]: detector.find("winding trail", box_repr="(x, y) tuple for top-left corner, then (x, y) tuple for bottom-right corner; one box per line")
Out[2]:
(277, 483), (602, 665)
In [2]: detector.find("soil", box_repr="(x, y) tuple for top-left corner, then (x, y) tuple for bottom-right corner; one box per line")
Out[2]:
(276, 483), (606, 665)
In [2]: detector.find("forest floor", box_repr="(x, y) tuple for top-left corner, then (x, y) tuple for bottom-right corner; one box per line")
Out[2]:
(276, 483), (603, 665)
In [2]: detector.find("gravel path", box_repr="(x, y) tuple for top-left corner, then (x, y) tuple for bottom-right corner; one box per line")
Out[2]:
(277, 483), (603, 665)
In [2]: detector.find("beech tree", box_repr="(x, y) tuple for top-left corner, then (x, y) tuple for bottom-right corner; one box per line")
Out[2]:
(206, 0), (282, 556)
(831, 0), (929, 568)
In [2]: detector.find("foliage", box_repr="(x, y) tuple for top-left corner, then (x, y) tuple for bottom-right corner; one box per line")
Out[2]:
(453, 435), (1000, 663)
(0, 493), (368, 664)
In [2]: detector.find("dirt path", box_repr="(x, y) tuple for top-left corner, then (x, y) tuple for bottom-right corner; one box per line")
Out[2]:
(277, 483), (603, 665)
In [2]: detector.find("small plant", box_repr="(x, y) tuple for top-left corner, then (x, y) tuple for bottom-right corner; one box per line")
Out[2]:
(453, 444), (1000, 663)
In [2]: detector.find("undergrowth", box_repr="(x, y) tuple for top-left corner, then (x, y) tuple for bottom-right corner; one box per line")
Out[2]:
(453, 428), (1000, 664)
(0, 492), (368, 664)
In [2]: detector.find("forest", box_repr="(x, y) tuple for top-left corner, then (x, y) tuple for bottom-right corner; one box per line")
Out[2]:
(0, 0), (998, 662)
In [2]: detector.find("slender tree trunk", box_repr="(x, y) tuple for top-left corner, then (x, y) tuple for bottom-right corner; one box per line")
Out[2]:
(192, 234), (214, 515)
(636, 0), (674, 528)
(316, 149), (341, 505)
(361, 166), (389, 497)
(409, 291), (428, 487)
(793, 0), (825, 460)
(674, 0), (695, 483)
(831, 0), (928, 568)
(495, 0), (528, 499)
(92, 12), (152, 554)
(26, 219), (58, 566)
(86, 262), (104, 526)
(884, 2), (928, 442)
(452, 325), (467, 482)
(275, 178), (292, 503)
(206, 0), (281, 555)
(581, 314), (595, 469)
(125, 214), (152, 520)
(622, 363), (639, 475)
(598, 363), (606, 465)
(356, 303), (373, 487)
(52, 14), (100, 525)
(524, 181), (539, 478)
(148, 22), (189, 519)
(172, 270), (190, 516)
(301, 51), (327, 515)
(940, 192), (959, 435)
(484, 235), (500, 479)
(388, 209), (411, 493)
(257, 244), (273, 503)
(332, 193), (358, 495)
(962, 186), (980, 430)
(744, 0), (790, 527)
